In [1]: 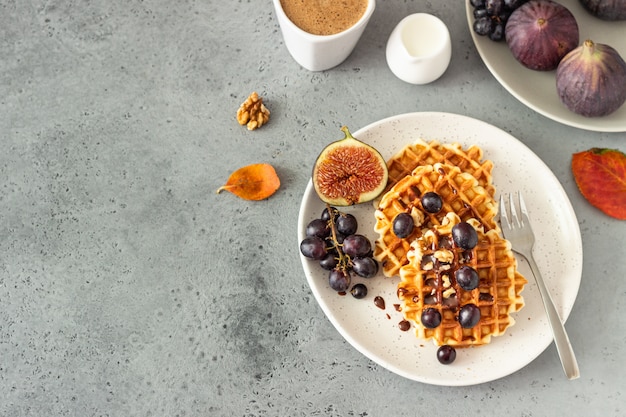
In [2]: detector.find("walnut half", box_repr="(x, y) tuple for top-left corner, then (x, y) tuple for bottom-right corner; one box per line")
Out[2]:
(236, 92), (270, 131)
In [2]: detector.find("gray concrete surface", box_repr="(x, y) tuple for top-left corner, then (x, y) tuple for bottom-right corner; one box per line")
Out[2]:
(1, 1), (624, 416)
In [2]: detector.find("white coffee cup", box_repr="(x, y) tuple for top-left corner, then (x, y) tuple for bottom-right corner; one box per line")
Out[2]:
(273, 0), (376, 72)
(385, 13), (452, 85)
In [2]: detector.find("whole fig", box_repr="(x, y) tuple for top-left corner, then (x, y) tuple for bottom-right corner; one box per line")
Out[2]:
(580, 0), (626, 20)
(556, 40), (626, 117)
(506, 0), (579, 71)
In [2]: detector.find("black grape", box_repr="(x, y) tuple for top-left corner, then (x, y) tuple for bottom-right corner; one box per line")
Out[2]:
(336, 213), (358, 235)
(452, 222), (478, 250)
(458, 303), (481, 328)
(352, 257), (378, 278)
(350, 283), (368, 299)
(421, 308), (442, 328)
(329, 269), (351, 292)
(455, 266), (479, 291)
(392, 212), (414, 238)
(342, 234), (371, 258)
(421, 192), (443, 214)
(306, 218), (330, 238)
(437, 345), (457, 365)
(300, 236), (327, 260)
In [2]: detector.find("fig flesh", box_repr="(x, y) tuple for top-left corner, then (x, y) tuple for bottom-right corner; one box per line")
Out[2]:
(580, 0), (626, 20)
(556, 39), (626, 117)
(505, 0), (579, 71)
(312, 126), (388, 206)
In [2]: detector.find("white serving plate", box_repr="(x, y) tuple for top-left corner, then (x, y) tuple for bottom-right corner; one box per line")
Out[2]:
(465, 0), (626, 132)
(298, 112), (583, 386)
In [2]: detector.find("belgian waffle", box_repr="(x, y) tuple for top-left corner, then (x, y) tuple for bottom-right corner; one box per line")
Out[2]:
(382, 139), (495, 199)
(373, 163), (498, 277)
(397, 212), (527, 348)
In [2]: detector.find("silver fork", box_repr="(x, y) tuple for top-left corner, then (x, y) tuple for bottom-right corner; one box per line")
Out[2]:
(499, 192), (580, 380)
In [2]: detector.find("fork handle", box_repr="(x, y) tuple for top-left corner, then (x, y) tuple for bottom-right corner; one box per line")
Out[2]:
(525, 255), (580, 380)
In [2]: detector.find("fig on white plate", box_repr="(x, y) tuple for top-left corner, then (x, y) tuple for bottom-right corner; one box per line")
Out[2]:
(312, 126), (388, 206)
(579, 0), (626, 20)
(556, 40), (626, 117)
(505, 0), (579, 71)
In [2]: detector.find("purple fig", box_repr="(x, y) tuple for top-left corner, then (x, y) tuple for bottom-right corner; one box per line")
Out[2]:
(579, 0), (626, 21)
(505, 0), (579, 71)
(556, 40), (626, 117)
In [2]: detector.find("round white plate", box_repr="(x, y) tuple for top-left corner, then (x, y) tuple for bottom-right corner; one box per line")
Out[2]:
(465, 0), (626, 132)
(297, 112), (583, 386)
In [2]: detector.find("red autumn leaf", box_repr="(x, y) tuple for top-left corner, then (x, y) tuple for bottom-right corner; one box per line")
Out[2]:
(572, 148), (626, 220)
(216, 163), (280, 201)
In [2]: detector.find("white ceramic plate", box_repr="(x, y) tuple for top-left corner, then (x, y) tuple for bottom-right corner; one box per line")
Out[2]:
(465, 0), (626, 132)
(298, 112), (583, 386)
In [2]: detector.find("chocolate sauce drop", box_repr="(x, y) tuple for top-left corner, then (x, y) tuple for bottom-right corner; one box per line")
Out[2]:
(398, 320), (411, 331)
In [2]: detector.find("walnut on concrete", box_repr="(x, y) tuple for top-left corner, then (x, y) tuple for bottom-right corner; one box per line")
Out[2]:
(236, 92), (270, 131)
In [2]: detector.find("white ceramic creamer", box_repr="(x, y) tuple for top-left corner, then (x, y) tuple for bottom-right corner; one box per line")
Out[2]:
(386, 13), (452, 84)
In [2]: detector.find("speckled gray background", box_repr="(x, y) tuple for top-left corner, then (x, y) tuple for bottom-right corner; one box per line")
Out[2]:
(1, 1), (624, 416)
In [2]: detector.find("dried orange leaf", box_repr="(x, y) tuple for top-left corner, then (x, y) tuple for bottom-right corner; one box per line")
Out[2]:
(572, 148), (626, 220)
(216, 163), (280, 201)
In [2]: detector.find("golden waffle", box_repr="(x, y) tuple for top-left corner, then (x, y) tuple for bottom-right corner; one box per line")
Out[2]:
(397, 212), (527, 348)
(373, 163), (498, 277)
(382, 139), (495, 199)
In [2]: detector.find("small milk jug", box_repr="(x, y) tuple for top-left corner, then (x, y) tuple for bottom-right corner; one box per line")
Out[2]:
(386, 13), (452, 85)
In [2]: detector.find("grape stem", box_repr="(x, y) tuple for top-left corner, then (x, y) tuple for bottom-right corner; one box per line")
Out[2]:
(325, 203), (352, 272)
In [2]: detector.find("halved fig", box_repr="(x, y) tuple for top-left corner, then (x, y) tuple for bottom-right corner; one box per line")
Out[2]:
(312, 126), (388, 206)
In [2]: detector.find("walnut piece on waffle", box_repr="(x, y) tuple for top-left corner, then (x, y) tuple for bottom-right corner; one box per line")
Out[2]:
(397, 212), (527, 348)
(381, 139), (495, 199)
(373, 163), (498, 277)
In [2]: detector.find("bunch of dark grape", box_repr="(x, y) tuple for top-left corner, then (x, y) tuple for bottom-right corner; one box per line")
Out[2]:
(470, 0), (529, 42)
(300, 206), (378, 299)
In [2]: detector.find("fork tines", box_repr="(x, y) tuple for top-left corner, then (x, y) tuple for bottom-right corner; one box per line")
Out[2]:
(499, 192), (531, 230)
